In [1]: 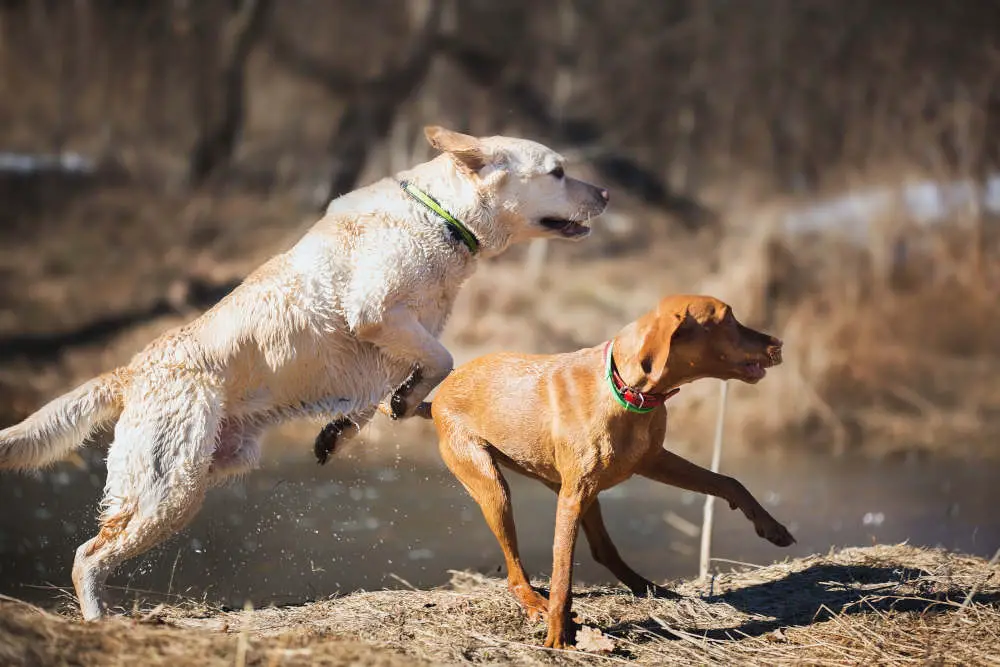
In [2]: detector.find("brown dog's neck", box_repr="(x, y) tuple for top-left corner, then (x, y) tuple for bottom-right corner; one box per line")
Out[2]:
(603, 339), (679, 413)
(609, 322), (658, 393)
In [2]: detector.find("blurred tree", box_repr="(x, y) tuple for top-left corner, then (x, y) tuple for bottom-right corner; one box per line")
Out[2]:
(188, 0), (273, 186)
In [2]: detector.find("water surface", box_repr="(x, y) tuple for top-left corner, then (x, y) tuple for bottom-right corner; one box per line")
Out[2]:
(0, 446), (994, 609)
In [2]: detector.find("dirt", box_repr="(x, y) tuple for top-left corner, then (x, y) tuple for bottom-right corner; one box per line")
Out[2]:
(1, 544), (996, 666)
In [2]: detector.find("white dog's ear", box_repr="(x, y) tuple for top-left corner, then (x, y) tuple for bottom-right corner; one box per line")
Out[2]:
(424, 126), (492, 173)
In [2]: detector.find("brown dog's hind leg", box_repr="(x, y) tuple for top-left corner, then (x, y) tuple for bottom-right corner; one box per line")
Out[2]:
(438, 434), (549, 620)
(637, 448), (795, 547)
(581, 498), (679, 599)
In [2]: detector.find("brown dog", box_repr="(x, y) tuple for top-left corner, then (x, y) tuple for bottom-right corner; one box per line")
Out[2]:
(418, 295), (795, 648)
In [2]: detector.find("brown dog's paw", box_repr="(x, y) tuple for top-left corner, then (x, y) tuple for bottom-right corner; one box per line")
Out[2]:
(510, 584), (549, 621)
(543, 629), (577, 650)
(542, 611), (581, 649)
(756, 519), (796, 547)
(630, 581), (681, 600)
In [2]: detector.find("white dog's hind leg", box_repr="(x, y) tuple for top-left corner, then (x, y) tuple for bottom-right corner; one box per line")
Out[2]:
(207, 418), (264, 486)
(72, 383), (221, 621)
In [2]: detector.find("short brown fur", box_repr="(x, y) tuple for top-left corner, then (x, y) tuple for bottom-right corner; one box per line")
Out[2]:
(421, 295), (795, 648)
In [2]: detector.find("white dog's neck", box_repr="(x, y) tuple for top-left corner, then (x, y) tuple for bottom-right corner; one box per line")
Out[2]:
(399, 156), (511, 257)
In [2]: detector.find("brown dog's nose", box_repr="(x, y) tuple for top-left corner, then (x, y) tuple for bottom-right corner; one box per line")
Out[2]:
(771, 337), (783, 347)
(599, 189), (610, 202)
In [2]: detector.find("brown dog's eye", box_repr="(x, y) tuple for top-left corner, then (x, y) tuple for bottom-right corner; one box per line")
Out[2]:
(672, 317), (699, 341)
(549, 166), (565, 179)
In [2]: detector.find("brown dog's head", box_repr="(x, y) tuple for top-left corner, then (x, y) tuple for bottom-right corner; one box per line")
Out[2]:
(617, 295), (783, 392)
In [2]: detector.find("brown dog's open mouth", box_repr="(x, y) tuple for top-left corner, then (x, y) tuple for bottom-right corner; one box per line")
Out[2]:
(540, 217), (591, 238)
(739, 360), (771, 382)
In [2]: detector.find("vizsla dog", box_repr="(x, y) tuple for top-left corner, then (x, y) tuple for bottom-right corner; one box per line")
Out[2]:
(420, 295), (795, 648)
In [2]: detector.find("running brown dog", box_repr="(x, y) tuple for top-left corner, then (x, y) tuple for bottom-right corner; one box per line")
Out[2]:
(417, 294), (795, 649)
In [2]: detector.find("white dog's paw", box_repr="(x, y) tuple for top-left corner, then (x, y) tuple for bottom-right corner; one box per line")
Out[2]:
(387, 369), (428, 420)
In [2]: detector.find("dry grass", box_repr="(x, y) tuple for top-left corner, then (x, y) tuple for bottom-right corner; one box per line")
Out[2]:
(3, 1), (1000, 464)
(2, 191), (998, 465)
(2, 544), (997, 666)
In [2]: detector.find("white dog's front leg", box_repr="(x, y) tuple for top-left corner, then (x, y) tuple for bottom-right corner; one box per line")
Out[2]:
(353, 305), (453, 419)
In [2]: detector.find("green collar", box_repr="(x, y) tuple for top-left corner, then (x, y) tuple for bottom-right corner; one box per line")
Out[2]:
(399, 180), (480, 254)
(604, 339), (678, 413)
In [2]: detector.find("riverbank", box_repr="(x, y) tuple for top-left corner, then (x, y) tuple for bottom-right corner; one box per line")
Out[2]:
(2, 544), (997, 666)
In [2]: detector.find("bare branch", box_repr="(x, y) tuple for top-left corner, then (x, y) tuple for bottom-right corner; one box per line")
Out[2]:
(189, 0), (274, 186)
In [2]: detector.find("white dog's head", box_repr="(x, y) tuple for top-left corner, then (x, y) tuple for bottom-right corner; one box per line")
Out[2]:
(423, 126), (609, 248)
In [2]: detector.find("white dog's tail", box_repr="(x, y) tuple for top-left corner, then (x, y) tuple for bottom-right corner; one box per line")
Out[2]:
(0, 372), (125, 471)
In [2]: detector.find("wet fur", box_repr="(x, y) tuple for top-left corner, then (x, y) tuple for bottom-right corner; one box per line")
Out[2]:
(0, 126), (609, 621)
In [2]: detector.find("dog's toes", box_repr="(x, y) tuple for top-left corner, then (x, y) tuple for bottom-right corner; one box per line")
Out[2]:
(387, 369), (424, 420)
(629, 581), (681, 600)
(388, 392), (407, 420)
(761, 521), (796, 547)
(647, 584), (682, 600)
(543, 630), (576, 650)
(775, 530), (796, 547)
(524, 599), (550, 622)
(513, 587), (549, 622)
(313, 418), (351, 465)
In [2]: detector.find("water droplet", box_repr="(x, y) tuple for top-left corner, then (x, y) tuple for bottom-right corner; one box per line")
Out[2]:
(862, 511), (885, 526)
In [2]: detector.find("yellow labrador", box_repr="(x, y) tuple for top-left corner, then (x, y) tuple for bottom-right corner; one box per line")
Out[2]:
(0, 125), (609, 620)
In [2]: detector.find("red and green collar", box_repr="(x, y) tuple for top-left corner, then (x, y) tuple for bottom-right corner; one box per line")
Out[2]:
(603, 339), (678, 413)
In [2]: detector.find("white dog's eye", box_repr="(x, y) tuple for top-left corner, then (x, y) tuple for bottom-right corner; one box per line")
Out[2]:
(549, 166), (565, 179)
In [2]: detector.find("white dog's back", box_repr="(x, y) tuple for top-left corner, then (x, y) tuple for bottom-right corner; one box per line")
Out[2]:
(0, 126), (610, 620)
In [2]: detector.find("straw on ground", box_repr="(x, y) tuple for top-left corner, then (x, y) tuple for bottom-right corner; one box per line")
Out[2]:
(1, 544), (997, 666)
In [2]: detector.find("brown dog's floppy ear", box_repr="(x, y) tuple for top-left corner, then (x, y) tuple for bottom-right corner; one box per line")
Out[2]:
(635, 309), (698, 389)
(424, 126), (491, 173)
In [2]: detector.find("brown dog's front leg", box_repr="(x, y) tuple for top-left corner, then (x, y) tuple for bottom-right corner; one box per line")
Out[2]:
(544, 486), (592, 649)
(637, 448), (795, 547)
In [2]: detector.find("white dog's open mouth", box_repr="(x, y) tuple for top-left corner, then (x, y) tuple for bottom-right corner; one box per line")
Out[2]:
(540, 217), (591, 238)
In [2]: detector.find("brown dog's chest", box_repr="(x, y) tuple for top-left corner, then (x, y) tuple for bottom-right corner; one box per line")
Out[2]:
(560, 416), (663, 491)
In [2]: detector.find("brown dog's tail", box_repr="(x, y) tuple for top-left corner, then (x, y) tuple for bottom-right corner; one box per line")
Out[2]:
(413, 401), (433, 420)
(0, 372), (125, 471)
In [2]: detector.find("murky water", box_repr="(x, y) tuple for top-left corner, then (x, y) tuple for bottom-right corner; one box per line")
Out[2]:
(0, 445), (995, 610)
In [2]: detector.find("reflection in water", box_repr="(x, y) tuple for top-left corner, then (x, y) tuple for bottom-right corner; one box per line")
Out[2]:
(0, 445), (995, 610)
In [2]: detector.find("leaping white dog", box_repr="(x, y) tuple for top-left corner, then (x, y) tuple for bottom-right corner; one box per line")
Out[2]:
(0, 126), (609, 620)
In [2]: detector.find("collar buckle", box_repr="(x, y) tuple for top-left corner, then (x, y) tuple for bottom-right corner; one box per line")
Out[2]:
(604, 339), (676, 414)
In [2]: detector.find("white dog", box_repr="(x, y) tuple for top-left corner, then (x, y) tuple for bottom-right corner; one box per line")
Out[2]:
(0, 126), (609, 620)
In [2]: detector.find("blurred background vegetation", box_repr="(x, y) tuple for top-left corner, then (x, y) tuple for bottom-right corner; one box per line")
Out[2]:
(2, 0), (998, 460)
(2, 0), (1000, 608)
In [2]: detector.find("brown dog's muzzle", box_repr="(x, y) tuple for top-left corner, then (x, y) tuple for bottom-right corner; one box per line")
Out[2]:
(734, 328), (783, 383)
